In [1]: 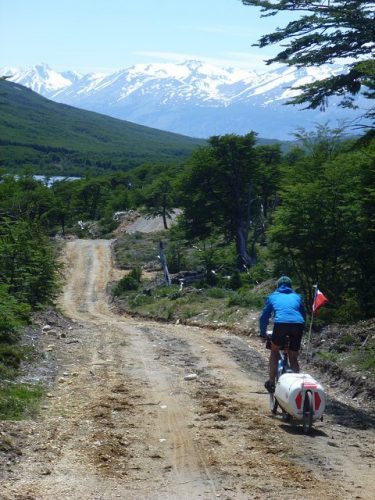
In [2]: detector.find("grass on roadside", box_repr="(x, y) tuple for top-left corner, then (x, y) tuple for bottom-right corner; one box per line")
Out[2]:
(344, 347), (375, 375)
(116, 283), (263, 326)
(315, 351), (340, 363)
(0, 383), (43, 420)
(0, 343), (44, 420)
(314, 324), (375, 377)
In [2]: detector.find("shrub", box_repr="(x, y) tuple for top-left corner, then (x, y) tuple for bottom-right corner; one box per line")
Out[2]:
(316, 351), (339, 362)
(128, 293), (153, 308)
(227, 291), (263, 309)
(113, 267), (142, 295)
(0, 345), (23, 369)
(339, 333), (360, 346)
(0, 285), (30, 344)
(241, 260), (272, 286)
(98, 216), (118, 237)
(154, 285), (180, 298)
(206, 287), (227, 299)
(165, 241), (188, 273)
(206, 270), (218, 286)
(329, 291), (362, 323)
(168, 291), (182, 300)
(348, 348), (375, 374)
(228, 271), (242, 290)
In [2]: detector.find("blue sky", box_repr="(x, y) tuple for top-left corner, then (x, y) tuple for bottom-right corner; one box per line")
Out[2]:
(0, 0), (294, 72)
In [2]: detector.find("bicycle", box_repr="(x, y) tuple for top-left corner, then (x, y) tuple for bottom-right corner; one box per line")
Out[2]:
(266, 332), (293, 417)
(265, 332), (324, 434)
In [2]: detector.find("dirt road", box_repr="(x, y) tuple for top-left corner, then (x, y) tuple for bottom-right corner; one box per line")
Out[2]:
(1, 239), (374, 499)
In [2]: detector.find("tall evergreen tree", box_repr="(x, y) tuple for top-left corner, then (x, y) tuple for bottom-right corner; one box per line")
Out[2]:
(241, 0), (375, 117)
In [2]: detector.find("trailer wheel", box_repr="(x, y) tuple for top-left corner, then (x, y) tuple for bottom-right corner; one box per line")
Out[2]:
(269, 393), (278, 414)
(282, 410), (291, 422)
(302, 391), (313, 434)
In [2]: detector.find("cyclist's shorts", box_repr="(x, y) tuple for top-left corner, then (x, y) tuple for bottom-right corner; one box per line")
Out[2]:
(272, 323), (304, 351)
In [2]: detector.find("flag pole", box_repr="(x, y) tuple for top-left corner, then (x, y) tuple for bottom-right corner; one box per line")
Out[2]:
(305, 284), (318, 364)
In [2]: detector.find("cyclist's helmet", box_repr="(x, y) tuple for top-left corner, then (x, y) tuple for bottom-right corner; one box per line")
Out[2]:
(277, 275), (292, 288)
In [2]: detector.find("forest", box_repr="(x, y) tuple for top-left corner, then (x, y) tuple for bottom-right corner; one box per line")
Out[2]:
(1, 125), (374, 346)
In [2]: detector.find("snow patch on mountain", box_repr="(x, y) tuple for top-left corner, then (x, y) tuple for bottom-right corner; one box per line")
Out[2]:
(3, 63), (76, 94)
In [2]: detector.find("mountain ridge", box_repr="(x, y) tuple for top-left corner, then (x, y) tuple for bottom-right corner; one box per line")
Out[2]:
(2, 61), (365, 140)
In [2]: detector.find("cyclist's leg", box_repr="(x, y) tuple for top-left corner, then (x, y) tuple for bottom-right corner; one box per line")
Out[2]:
(288, 324), (304, 373)
(265, 324), (285, 391)
(270, 324), (285, 383)
(288, 350), (300, 373)
(269, 342), (280, 384)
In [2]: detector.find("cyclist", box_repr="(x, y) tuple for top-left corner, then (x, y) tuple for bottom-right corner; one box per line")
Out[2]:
(259, 276), (305, 393)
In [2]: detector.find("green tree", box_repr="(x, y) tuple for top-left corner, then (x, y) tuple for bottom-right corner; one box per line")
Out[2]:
(0, 285), (30, 344)
(241, 0), (375, 115)
(137, 175), (176, 229)
(0, 219), (58, 307)
(0, 176), (55, 229)
(179, 133), (279, 269)
(50, 180), (76, 235)
(71, 178), (111, 220)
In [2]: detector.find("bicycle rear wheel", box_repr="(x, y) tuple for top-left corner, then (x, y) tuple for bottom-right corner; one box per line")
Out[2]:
(302, 391), (313, 434)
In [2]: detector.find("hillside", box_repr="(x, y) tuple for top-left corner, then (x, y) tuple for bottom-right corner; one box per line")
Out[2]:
(0, 80), (205, 175)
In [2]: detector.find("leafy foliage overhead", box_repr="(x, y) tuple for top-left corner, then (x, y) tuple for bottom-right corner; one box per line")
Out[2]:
(241, 0), (375, 112)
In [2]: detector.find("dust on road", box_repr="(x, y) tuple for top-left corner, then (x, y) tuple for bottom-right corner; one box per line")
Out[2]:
(1, 239), (374, 499)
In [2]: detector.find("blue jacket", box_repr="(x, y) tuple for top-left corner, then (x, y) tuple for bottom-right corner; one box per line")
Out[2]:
(259, 284), (305, 337)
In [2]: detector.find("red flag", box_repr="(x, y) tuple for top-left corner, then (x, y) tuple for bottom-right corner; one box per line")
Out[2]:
(313, 288), (329, 314)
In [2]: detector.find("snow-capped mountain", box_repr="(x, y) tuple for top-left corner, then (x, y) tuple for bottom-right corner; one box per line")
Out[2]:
(2, 61), (364, 139)
(2, 64), (82, 95)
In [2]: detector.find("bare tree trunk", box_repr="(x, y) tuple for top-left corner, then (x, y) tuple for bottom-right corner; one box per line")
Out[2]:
(159, 241), (171, 285)
(236, 226), (255, 270)
(162, 206), (168, 230)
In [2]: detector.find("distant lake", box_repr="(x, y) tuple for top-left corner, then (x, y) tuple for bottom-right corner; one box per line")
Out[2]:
(34, 175), (80, 186)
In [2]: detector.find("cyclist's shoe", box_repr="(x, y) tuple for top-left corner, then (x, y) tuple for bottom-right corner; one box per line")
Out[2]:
(264, 380), (275, 393)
